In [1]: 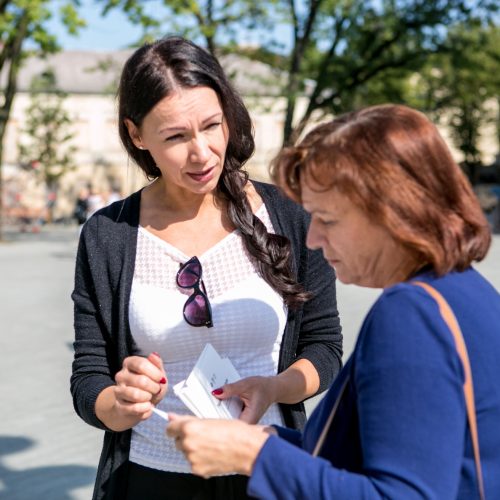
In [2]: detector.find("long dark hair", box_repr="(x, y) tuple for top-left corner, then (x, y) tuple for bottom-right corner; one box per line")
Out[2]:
(118, 36), (308, 307)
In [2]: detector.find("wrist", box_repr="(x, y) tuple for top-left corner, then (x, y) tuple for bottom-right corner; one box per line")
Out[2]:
(95, 385), (140, 432)
(266, 375), (280, 404)
(239, 425), (271, 476)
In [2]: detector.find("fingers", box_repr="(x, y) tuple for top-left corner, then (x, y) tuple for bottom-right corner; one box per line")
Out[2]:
(212, 376), (274, 424)
(122, 355), (166, 385)
(116, 354), (167, 404)
(114, 396), (154, 419)
(166, 414), (197, 443)
(211, 379), (241, 400)
(148, 351), (166, 376)
(148, 352), (168, 403)
(167, 418), (262, 478)
(238, 405), (261, 425)
(166, 414), (196, 431)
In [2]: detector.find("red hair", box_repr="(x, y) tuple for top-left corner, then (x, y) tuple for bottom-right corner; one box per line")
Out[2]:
(272, 104), (491, 275)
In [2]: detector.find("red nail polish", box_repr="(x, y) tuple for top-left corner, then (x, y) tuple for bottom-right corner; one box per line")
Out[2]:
(160, 377), (167, 384)
(212, 388), (223, 395)
(152, 352), (161, 358)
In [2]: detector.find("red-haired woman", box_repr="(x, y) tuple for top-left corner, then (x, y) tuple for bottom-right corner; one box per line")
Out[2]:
(168, 104), (500, 499)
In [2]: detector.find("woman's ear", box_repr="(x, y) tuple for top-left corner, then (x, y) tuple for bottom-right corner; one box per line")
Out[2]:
(124, 118), (146, 150)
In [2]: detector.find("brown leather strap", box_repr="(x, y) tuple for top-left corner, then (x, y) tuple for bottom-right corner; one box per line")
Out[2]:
(414, 281), (485, 500)
(312, 281), (486, 499)
(312, 375), (349, 457)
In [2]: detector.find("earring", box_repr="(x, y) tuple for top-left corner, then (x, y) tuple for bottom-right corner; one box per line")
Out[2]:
(138, 145), (145, 150)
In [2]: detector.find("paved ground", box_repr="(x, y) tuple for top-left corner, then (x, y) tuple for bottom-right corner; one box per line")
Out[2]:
(0, 225), (498, 500)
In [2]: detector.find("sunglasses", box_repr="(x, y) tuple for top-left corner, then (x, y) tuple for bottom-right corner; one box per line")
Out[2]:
(176, 256), (213, 328)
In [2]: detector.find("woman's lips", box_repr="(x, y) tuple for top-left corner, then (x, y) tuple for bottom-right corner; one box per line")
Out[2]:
(187, 166), (215, 182)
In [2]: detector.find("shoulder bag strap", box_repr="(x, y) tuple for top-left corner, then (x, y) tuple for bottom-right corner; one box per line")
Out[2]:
(413, 281), (485, 500)
(312, 281), (486, 500)
(312, 375), (350, 457)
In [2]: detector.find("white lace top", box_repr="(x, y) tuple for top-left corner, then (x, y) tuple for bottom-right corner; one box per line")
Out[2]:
(128, 204), (287, 473)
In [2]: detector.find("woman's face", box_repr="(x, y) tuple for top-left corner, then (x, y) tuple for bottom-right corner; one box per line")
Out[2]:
(301, 182), (411, 288)
(126, 86), (229, 195)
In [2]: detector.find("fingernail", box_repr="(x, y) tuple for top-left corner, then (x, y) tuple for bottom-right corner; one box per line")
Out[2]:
(212, 388), (223, 395)
(160, 377), (167, 384)
(152, 352), (161, 358)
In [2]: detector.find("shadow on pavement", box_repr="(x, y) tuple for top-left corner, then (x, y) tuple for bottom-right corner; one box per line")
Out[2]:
(0, 436), (96, 500)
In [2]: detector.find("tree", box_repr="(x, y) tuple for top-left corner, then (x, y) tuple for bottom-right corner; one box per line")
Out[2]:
(0, 0), (84, 238)
(407, 23), (500, 184)
(18, 69), (76, 222)
(101, 0), (499, 145)
(100, 0), (279, 56)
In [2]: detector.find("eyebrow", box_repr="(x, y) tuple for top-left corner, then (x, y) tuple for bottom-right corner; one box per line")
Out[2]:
(158, 112), (223, 134)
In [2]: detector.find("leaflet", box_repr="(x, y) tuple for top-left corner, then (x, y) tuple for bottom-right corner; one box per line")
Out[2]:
(173, 343), (243, 419)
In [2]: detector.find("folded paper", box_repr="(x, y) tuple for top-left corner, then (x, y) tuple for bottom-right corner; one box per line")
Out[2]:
(173, 343), (243, 419)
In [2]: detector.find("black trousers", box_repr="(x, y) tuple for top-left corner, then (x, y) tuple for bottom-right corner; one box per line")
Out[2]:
(125, 462), (253, 500)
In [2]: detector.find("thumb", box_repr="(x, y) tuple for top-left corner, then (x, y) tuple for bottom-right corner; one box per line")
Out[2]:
(167, 412), (181, 422)
(211, 380), (241, 400)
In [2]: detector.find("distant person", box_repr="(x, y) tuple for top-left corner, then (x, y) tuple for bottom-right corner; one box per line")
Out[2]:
(105, 185), (122, 206)
(70, 36), (342, 500)
(73, 187), (89, 226)
(168, 104), (500, 499)
(85, 187), (105, 219)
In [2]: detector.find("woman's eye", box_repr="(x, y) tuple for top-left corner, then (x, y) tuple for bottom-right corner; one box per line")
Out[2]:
(165, 134), (183, 142)
(206, 122), (221, 130)
(320, 219), (336, 227)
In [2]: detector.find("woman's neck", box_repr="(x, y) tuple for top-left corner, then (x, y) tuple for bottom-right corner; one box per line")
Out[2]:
(145, 177), (220, 219)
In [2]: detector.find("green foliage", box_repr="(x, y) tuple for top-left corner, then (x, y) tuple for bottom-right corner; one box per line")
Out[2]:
(98, 0), (499, 149)
(18, 69), (77, 191)
(0, 1), (85, 236)
(99, 0), (280, 53)
(0, 1), (85, 57)
(409, 23), (500, 179)
(292, 0), (498, 117)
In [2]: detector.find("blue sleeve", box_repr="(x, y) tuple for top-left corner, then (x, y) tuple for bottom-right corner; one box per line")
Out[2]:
(248, 286), (466, 499)
(274, 426), (303, 447)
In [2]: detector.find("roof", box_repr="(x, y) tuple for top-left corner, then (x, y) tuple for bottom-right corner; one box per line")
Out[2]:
(3, 49), (285, 97)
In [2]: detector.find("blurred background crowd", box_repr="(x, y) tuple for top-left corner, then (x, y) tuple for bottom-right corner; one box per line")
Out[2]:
(1, 0), (500, 238)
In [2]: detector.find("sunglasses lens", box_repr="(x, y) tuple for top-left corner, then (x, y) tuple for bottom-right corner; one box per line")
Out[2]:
(184, 293), (212, 327)
(177, 261), (201, 288)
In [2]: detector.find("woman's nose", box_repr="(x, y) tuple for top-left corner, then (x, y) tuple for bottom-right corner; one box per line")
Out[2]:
(306, 222), (322, 250)
(190, 135), (210, 163)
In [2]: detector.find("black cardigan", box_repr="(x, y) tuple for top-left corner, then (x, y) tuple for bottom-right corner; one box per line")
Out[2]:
(71, 181), (342, 500)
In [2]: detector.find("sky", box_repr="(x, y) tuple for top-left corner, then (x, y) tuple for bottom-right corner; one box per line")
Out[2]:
(47, 0), (146, 51)
(47, 0), (291, 52)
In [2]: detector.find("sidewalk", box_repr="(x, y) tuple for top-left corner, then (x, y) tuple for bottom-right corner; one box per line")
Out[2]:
(0, 226), (100, 500)
(0, 226), (498, 500)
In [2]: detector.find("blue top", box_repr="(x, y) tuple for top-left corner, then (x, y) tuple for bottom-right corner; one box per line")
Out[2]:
(248, 268), (500, 499)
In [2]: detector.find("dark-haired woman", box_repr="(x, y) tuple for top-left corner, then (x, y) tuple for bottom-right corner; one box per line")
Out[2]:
(70, 36), (342, 500)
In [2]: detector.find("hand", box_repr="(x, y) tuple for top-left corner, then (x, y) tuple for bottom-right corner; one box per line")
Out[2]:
(212, 376), (277, 424)
(112, 352), (167, 423)
(167, 413), (273, 478)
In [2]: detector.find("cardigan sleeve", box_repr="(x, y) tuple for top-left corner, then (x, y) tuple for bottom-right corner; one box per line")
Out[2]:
(294, 246), (342, 393)
(70, 217), (117, 431)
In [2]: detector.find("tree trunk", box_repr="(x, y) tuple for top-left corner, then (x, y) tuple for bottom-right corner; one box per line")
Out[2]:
(282, 0), (323, 146)
(0, 10), (29, 241)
